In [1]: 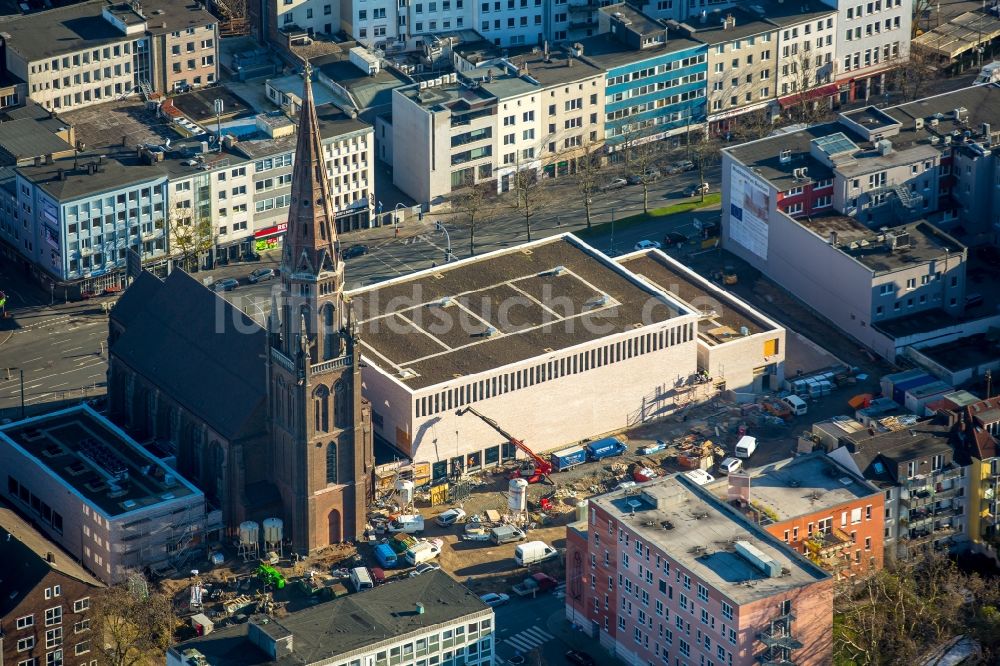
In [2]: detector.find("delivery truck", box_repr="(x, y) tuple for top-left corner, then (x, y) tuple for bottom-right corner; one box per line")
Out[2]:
(514, 541), (559, 566)
(585, 437), (627, 461)
(405, 538), (444, 566)
(550, 446), (587, 471)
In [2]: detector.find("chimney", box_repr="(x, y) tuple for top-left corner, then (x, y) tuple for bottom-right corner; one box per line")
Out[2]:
(543, 40), (550, 62)
(724, 13), (736, 29)
(57, 169), (65, 181)
(829, 231), (837, 246)
(45, 153), (53, 165)
(416, 602), (425, 615)
(46, 552), (55, 563)
(122, 134), (128, 147)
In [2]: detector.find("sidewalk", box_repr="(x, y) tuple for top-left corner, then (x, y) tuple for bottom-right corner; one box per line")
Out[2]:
(545, 608), (626, 665)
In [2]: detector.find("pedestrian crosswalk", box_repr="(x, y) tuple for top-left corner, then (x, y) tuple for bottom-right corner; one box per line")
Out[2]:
(503, 627), (555, 653)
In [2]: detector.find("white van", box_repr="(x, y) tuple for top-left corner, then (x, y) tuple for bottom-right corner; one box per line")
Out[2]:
(514, 541), (559, 567)
(682, 469), (715, 486)
(781, 394), (808, 416)
(349, 566), (374, 592)
(405, 539), (443, 566)
(718, 457), (743, 475)
(734, 435), (757, 459)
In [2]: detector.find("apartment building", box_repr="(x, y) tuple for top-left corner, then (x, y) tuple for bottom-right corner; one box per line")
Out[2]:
(708, 453), (885, 576)
(14, 154), (170, 293)
(828, 420), (968, 557)
(0, 505), (104, 666)
(949, 397), (1000, 550)
(565, 475), (833, 665)
(616, 248), (786, 393)
(0, 404), (221, 583)
(829, 0), (910, 103)
(346, 234), (700, 477)
(168, 572), (495, 666)
(0, 0), (218, 112)
(772, 7), (838, 108)
(719, 87), (1000, 361)
(582, 5), (708, 146)
(270, 0), (341, 45)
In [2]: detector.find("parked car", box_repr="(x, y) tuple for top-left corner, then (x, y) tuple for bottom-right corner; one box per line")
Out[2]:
(212, 278), (239, 292)
(637, 440), (667, 455)
(718, 457), (743, 475)
(247, 268), (276, 283)
(342, 244), (369, 259)
(478, 592), (510, 607)
(666, 160), (695, 174)
(663, 231), (689, 247)
(512, 572), (559, 596)
(435, 508), (467, 527)
(565, 650), (598, 666)
(633, 239), (662, 251)
(627, 169), (661, 185)
(408, 562), (441, 577)
(685, 182), (710, 197)
(599, 177), (628, 192)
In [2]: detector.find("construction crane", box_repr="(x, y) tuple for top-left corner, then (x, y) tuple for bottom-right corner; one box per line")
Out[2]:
(456, 406), (553, 484)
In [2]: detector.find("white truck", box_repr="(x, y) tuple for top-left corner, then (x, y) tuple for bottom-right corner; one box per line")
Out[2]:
(405, 538), (444, 566)
(514, 540), (559, 567)
(387, 514), (425, 534)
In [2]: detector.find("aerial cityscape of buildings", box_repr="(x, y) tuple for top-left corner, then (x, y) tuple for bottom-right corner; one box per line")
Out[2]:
(1, 0), (1000, 664)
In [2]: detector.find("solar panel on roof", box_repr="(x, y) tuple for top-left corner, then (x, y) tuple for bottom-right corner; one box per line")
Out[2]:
(812, 132), (860, 156)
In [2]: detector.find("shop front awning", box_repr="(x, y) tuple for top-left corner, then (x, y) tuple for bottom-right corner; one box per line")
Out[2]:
(778, 84), (839, 108)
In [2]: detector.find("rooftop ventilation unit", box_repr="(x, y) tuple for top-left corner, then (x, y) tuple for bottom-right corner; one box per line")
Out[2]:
(929, 135), (940, 145)
(734, 540), (782, 578)
(929, 118), (939, 127)
(548, 265), (567, 276)
(914, 117), (924, 130)
(779, 149), (792, 164)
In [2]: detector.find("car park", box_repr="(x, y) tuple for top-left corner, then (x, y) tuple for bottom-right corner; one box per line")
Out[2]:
(212, 278), (239, 292)
(478, 592), (510, 607)
(247, 268), (276, 283)
(633, 240), (662, 251)
(342, 244), (369, 259)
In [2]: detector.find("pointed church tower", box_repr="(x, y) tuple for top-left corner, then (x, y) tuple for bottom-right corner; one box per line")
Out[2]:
(267, 62), (373, 552)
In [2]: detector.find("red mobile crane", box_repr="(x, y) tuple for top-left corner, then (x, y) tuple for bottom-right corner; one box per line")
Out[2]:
(456, 406), (553, 484)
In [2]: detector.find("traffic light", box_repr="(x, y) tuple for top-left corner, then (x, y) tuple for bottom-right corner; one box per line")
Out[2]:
(418, 211), (424, 221)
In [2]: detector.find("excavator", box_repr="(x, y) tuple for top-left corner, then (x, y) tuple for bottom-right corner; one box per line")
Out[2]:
(456, 406), (553, 484)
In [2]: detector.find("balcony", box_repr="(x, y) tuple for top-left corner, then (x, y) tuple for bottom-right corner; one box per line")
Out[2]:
(310, 355), (352, 374)
(759, 629), (803, 651)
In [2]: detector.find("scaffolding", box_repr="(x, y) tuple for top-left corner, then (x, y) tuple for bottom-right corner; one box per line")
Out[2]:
(209, 0), (250, 37)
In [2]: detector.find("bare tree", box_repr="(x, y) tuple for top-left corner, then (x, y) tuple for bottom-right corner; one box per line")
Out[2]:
(731, 108), (777, 142)
(689, 132), (721, 204)
(912, 0), (935, 37)
(627, 135), (665, 213)
(511, 165), (548, 242)
(576, 141), (604, 229)
(450, 182), (495, 256)
(166, 207), (214, 272)
(93, 574), (176, 666)
(890, 50), (942, 102)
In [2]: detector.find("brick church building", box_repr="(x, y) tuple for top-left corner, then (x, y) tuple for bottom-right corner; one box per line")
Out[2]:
(107, 65), (374, 551)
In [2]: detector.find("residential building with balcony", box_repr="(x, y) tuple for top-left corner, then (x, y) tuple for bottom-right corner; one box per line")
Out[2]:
(719, 86), (1000, 361)
(580, 5), (708, 147)
(565, 474), (834, 665)
(0, 403), (220, 584)
(828, 420), (969, 557)
(167, 571), (494, 666)
(269, 0), (342, 48)
(950, 397), (1000, 552)
(0, 0), (218, 112)
(0, 504), (104, 666)
(707, 452), (885, 577)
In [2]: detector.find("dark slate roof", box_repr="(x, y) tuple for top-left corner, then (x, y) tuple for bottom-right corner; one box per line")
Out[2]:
(170, 571), (490, 665)
(0, 118), (73, 162)
(0, 503), (103, 617)
(845, 422), (954, 486)
(110, 270), (164, 329)
(110, 270), (267, 441)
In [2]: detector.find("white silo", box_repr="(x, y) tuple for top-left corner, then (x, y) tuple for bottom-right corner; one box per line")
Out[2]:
(396, 479), (415, 508)
(263, 518), (283, 556)
(508, 478), (529, 513)
(238, 521), (259, 561)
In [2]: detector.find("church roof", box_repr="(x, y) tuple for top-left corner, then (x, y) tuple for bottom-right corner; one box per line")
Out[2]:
(110, 270), (268, 441)
(110, 270), (164, 329)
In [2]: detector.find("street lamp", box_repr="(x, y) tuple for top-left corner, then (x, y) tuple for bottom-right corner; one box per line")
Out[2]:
(435, 222), (453, 263)
(393, 203), (405, 237)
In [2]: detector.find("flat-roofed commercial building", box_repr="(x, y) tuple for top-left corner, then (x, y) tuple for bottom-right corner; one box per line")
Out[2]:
(0, 404), (220, 583)
(617, 248), (786, 393)
(347, 233), (700, 478)
(565, 474), (834, 665)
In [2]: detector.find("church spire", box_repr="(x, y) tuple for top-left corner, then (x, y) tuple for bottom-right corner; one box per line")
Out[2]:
(281, 60), (340, 277)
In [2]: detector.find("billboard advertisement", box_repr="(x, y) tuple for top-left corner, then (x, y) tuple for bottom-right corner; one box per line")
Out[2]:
(729, 164), (771, 260)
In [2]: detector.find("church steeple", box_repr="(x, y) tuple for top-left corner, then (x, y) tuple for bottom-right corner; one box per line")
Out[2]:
(281, 61), (341, 279)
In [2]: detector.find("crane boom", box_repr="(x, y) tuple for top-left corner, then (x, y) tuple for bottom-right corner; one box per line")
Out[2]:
(456, 406), (552, 481)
